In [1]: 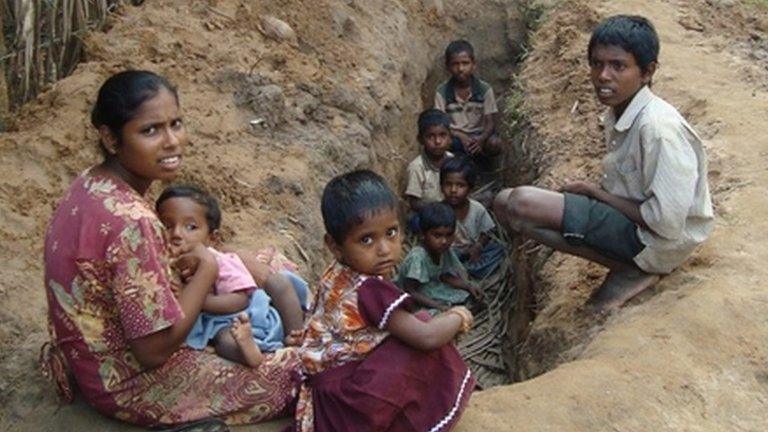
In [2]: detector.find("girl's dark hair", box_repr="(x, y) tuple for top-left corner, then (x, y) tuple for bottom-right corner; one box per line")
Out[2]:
(156, 185), (222, 231)
(444, 39), (475, 64)
(440, 156), (477, 189)
(417, 108), (452, 140)
(416, 202), (456, 234)
(321, 170), (399, 244)
(91, 70), (178, 156)
(587, 15), (659, 73)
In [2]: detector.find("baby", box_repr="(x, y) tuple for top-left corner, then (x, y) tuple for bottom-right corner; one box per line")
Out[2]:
(156, 185), (308, 367)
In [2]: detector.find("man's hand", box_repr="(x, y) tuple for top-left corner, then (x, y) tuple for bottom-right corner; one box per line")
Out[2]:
(561, 180), (600, 198)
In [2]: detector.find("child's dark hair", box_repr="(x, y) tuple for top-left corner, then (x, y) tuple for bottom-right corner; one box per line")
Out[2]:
(440, 157), (477, 189)
(416, 202), (456, 234)
(91, 70), (178, 156)
(417, 109), (452, 139)
(156, 185), (222, 231)
(321, 170), (399, 244)
(587, 15), (659, 73)
(444, 39), (475, 64)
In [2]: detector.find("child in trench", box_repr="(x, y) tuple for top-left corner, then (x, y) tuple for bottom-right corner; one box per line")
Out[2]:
(493, 15), (714, 313)
(292, 170), (474, 432)
(441, 157), (505, 279)
(156, 185), (308, 367)
(397, 202), (482, 313)
(404, 109), (455, 217)
(435, 40), (502, 179)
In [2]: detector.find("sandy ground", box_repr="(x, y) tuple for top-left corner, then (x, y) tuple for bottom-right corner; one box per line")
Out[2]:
(459, 0), (768, 430)
(1, 0), (767, 430)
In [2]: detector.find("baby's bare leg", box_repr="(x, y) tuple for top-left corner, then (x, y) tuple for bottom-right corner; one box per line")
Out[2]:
(263, 273), (303, 335)
(213, 313), (262, 368)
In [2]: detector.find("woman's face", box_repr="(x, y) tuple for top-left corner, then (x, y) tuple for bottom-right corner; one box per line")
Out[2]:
(107, 87), (187, 192)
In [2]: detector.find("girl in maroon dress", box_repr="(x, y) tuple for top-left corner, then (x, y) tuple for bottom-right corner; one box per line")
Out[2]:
(292, 170), (475, 431)
(42, 71), (300, 428)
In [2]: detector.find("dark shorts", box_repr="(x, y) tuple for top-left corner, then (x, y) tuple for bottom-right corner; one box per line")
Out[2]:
(562, 192), (644, 264)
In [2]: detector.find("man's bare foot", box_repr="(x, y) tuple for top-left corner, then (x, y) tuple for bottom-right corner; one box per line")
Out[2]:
(588, 268), (660, 314)
(230, 313), (263, 368)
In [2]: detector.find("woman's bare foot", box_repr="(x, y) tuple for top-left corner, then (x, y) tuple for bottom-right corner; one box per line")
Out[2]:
(230, 313), (263, 368)
(588, 268), (661, 314)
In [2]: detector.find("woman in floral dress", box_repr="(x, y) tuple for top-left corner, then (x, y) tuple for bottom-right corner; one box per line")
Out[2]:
(42, 71), (300, 427)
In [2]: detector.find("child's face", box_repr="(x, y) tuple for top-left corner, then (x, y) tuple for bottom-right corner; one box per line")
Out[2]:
(420, 125), (451, 160)
(327, 207), (402, 277)
(423, 226), (455, 256)
(441, 172), (470, 207)
(589, 44), (654, 115)
(157, 197), (214, 253)
(446, 51), (476, 85)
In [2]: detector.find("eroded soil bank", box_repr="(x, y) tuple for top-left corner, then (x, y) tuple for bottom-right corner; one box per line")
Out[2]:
(2, 0), (768, 430)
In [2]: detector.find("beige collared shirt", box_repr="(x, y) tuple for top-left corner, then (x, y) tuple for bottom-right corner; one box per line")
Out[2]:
(601, 86), (714, 274)
(404, 152), (454, 203)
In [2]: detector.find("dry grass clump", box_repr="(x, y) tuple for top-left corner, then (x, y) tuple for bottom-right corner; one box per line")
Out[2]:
(1, 0), (128, 119)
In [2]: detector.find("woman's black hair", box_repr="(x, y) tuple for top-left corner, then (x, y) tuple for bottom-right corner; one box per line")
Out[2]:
(91, 70), (178, 156)
(587, 15), (660, 73)
(440, 156), (477, 189)
(444, 39), (475, 65)
(156, 185), (222, 231)
(417, 108), (452, 140)
(321, 170), (399, 244)
(416, 202), (456, 234)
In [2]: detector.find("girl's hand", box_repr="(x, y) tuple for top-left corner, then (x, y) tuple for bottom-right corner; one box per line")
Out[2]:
(446, 306), (474, 334)
(284, 329), (303, 346)
(467, 284), (483, 300)
(468, 243), (483, 263)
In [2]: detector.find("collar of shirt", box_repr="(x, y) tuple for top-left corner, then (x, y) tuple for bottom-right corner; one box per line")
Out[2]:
(603, 85), (655, 133)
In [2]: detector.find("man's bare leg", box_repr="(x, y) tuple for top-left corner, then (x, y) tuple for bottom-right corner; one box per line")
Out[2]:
(494, 187), (660, 312)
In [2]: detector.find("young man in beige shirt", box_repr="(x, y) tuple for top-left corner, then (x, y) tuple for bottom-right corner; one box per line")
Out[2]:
(493, 15), (714, 313)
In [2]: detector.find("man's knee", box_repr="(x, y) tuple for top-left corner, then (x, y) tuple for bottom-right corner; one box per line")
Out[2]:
(493, 186), (539, 230)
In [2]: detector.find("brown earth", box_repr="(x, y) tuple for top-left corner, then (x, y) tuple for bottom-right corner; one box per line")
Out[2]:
(1, 0), (767, 431)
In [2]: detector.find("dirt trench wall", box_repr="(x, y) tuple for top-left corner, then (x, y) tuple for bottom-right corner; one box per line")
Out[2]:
(0, 0), (524, 428)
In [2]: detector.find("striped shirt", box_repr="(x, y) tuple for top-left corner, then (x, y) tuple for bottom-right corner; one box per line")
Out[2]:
(434, 77), (498, 135)
(602, 86), (714, 274)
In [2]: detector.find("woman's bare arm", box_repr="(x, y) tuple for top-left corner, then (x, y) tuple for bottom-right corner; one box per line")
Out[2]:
(129, 244), (218, 369)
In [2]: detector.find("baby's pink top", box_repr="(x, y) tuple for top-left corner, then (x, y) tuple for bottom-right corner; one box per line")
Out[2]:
(209, 248), (257, 295)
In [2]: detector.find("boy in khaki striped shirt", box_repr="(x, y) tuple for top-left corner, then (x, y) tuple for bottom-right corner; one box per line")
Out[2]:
(493, 15), (714, 313)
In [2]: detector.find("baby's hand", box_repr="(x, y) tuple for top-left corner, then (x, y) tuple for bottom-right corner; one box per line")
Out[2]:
(175, 244), (217, 284)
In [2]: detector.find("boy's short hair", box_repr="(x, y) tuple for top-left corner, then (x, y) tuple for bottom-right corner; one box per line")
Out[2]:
(156, 185), (222, 231)
(321, 170), (399, 244)
(587, 15), (660, 73)
(417, 108), (452, 139)
(440, 156), (478, 189)
(416, 202), (456, 233)
(444, 39), (475, 64)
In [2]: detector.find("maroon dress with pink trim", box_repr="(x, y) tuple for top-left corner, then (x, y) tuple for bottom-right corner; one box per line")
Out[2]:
(292, 261), (474, 431)
(42, 169), (300, 427)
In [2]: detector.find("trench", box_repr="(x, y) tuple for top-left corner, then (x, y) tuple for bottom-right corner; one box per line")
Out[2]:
(395, 2), (549, 387)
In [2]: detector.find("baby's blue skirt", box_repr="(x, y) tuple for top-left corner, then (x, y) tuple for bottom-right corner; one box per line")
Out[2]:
(185, 271), (309, 352)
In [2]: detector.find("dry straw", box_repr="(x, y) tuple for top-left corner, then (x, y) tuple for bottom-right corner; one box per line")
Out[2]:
(1, 0), (122, 116)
